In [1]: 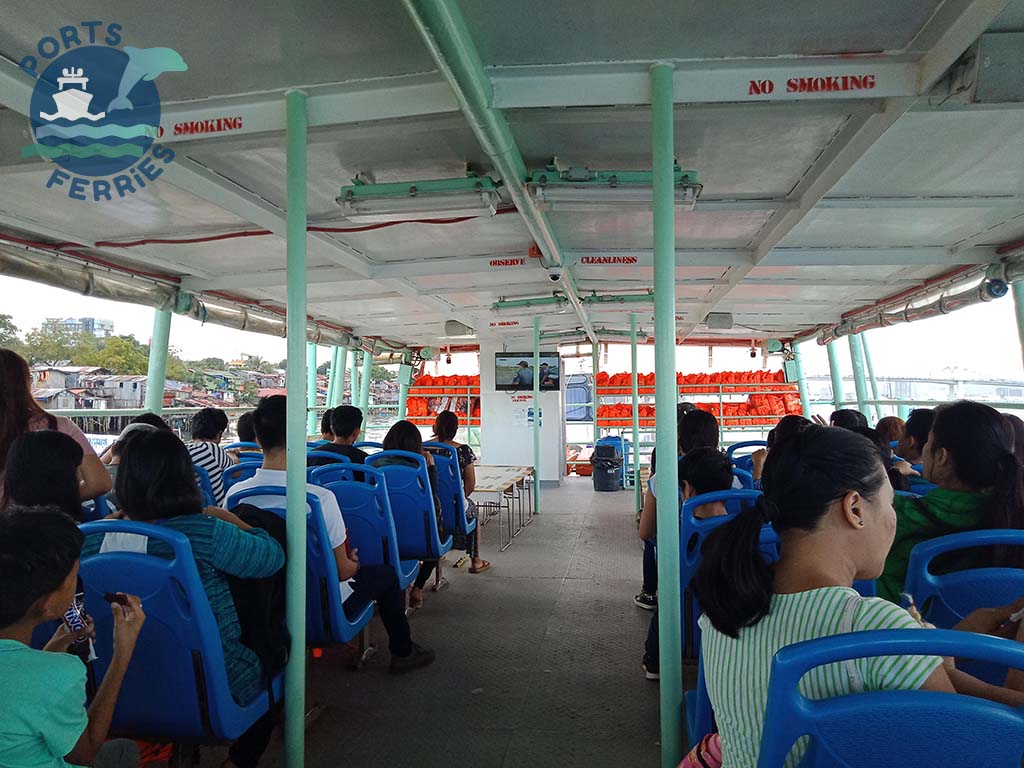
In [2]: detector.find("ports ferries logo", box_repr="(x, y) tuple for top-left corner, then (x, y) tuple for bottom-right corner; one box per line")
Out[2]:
(20, 22), (186, 201)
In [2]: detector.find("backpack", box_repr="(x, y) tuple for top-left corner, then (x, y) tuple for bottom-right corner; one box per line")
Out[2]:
(225, 504), (290, 679)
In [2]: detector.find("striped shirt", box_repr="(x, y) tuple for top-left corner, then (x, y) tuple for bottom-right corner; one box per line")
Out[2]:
(699, 587), (941, 767)
(187, 441), (235, 506)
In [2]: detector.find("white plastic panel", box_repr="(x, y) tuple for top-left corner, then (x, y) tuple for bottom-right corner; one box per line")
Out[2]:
(551, 210), (772, 250)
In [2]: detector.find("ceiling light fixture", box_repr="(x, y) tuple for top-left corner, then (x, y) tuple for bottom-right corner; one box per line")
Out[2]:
(527, 166), (702, 212)
(336, 175), (501, 223)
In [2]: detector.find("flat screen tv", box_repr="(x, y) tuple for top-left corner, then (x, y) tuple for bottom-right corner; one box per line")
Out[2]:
(495, 353), (560, 392)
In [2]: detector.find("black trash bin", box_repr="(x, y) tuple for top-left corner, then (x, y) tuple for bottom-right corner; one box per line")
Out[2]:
(591, 445), (623, 492)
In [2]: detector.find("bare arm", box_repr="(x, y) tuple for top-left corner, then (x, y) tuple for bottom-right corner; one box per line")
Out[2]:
(463, 463), (476, 496)
(78, 454), (113, 501)
(638, 490), (657, 541)
(65, 596), (145, 766)
(948, 668), (1024, 706)
(334, 544), (359, 582)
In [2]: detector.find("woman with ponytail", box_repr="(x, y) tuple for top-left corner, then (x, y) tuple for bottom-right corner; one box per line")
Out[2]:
(693, 426), (956, 767)
(878, 400), (1024, 602)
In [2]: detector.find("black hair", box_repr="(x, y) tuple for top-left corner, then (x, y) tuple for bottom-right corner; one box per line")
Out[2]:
(117, 429), (202, 521)
(677, 402), (696, 420)
(433, 411), (459, 443)
(236, 411), (256, 443)
(680, 409), (720, 452)
(678, 447), (734, 496)
(852, 425), (907, 492)
(320, 408), (334, 438)
(190, 407), (228, 441)
(693, 425), (886, 638)
(3, 430), (84, 521)
(930, 402), (1024, 563)
(0, 505), (83, 628)
(330, 406), (363, 440)
(130, 412), (171, 431)
(253, 395), (287, 451)
(830, 409), (868, 430)
(766, 415), (812, 450)
(904, 408), (935, 449)
(383, 420), (423, 454)
(1006, 414), (1024, 466)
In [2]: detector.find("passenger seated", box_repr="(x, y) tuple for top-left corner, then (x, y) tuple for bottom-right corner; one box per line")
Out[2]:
(226, 397), (435, 673)
(0, 506), (145, 768)
(879, 400), (1024, 601)
(376, 420), (444, 609)
(750, 414), (812, 483)
(0, 349), (111, 505)
(894, 407), (935, 464)
(640, 446), (735, 680)
(828, 408), (868, 430)
(319, 408), (335, 443)
(851, 425), (909, 492)
(186, 408), (240, 507)
(875, 415), (906, 444)
(430, 411), (488, 574)
(3, 431), (86, 521)
(307, 406), (369, 466)
(692, 425), (1023, 767)
(236, 411), (257, 445)
(86, 428), (284, 767)
(102, 423), (159, 510)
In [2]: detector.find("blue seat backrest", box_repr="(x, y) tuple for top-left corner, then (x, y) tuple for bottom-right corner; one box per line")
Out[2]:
(355, 441), (384, 454)
(904, 529), (1024, 627)
(366, 450), (452, 559)
(757, 629), (1024, 767)
(223, 442), (259, 451)
(193, 465), (217, 507)
(679, 490), (770, 590)
(308, 464), (360, 486)
(424, 442), (476, 537)
(79, 520), (275, 741)
(732, 467), (755, 489)
(322, 470), (394, 568)
(727, 440), (766, 464)
(306, 450), (351, 465)
(222, 461), (263, 494)
(226, 486), (373, 646)
(81, 494), (111, 522)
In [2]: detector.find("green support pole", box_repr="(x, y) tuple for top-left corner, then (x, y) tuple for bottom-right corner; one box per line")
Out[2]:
(334, 347), (349, 406)
(1012, 281), (1024, 374)
(792, 341), (811, 418)
(397, 363), (410, 421)
(144, 308), (172, 414)
(849, 334), (869, 415)
(359, 349), (373, 415)
(283, 88), (308, 768)
(652, 61), (682, 768)
(350, 352), (360, 408)
(898, 403), (912, 420)
(306, 343), (318, 437)
(533, 315), (542, 515)
(327, 346), (339, 408)
(630, 313), (641, 514)
(826, 341), (844, 411)
(861, 331), (883, 422)
(592, 343), (600, 446)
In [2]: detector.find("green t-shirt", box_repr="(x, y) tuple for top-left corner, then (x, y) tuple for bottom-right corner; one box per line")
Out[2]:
(699, 587), (940, 768)
(0, 639), (88, 768)
(878, 487), (987, 603)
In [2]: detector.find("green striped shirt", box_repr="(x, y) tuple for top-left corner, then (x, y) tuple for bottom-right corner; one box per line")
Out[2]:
(698, 587), (941, 767)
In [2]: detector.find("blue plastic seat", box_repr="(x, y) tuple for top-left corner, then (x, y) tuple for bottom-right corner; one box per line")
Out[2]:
(424, 442), (478, 539)
(78, 520), (283, 742)
(727, 440), (766, 474)
(354, 441), (384, 454)
(306, 450), (351, 465)
(732, 467), (755, 489)
(222, 460), (263, 495)
(757, 629), (1024, 767)
(226, 486), (374, 646)
(308, 463), (360, 487)
(81, 494), (111, 522)
(223, 442), (259, 451)
(322, 467), (420, 590)
(366, 450), (453, 560)
(193, 465), (217, 507)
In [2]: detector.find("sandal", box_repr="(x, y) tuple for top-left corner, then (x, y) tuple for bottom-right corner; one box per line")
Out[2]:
(468, 560), (491, 574)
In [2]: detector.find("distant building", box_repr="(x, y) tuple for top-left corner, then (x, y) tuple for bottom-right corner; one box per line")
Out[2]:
(43, 317), (114, 338)
(32, 365), (109, 389)
(32, 388), (76, 410)
(84, 374), (148, 408)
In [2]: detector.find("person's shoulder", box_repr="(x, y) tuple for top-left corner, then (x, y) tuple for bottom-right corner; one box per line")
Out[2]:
(852, 595), (920, 630)
(0, 641), (84, 686)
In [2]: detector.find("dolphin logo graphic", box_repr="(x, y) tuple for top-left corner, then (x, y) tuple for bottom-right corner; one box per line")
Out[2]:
(108, 46), (187, 112)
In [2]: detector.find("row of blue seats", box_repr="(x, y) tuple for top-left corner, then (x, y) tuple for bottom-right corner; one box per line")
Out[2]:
(69, 443), (477, 747)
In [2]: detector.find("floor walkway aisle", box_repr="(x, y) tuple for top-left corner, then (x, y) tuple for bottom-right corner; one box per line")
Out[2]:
(233, 477), (661, 768)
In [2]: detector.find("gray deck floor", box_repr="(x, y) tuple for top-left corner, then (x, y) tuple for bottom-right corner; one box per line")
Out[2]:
(211, 477), (663, 768)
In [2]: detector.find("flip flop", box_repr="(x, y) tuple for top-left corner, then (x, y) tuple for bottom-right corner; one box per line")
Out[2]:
(468, 560), (491, 574)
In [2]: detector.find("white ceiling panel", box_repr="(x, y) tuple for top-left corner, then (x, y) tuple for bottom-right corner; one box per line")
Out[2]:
(551, 210), (772, 250)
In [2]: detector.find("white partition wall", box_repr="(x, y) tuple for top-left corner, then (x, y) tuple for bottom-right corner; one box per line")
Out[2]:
(479, 338), (565, 485)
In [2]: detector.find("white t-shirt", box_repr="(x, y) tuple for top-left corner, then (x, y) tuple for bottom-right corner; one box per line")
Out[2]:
(226, 468), (352, 602)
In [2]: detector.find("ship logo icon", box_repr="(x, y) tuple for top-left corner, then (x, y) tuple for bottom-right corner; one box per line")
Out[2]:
(39, 67), (106, 122)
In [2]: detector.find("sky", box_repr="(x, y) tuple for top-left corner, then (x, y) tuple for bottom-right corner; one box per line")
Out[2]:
(2, 273), (1022, 381)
